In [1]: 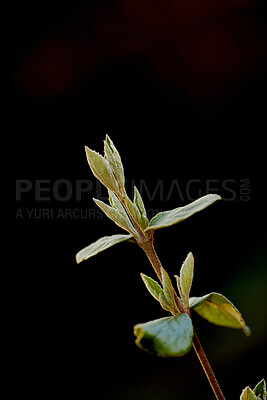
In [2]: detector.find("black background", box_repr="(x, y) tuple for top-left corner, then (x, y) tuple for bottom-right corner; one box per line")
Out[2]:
(12, 1), (266, 399)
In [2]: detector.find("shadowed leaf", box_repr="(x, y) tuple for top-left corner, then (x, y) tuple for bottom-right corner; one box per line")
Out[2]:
(134, 313), (194, 357)
(190, 292), (250, 336)
(254, 379), (266, 400)
(240, 387), (257, 400)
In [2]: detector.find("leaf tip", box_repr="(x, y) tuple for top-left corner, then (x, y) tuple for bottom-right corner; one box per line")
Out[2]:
(244, 324), (251, 337)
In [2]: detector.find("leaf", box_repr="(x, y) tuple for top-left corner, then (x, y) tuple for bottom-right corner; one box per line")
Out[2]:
(141, 273), (164, 301)
(240, 387), (257, 400)
(108, 190), (128, 216)
(76, 234), (132, 263)
(161, 267), (176, 311)
(190, 292), (251, 336)
(174, 275), (183, 299)
(133, 186), (149, 229)
(134, 313), (194, 357)
(254, 379), (266, 400)
(94, 198), (137, 236)
(159, 292), (178, 315)
(140, 273), (179, 315)
(104, 135), (125, 192)
(85, 146), (118, 193)
(179, 252), (194, 305)
(145, 194), (221, 231)
(124, 194), (147, 231)
(189, 294), (211, 308)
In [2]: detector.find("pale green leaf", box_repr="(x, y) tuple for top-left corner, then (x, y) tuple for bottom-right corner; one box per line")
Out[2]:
(94, 198), (137, 236)
(240, 387), (257, 400)
(108, 190), (128, 216)
(134, 313), (194, 357)
(124, 195), (147, 230)
(145, 194), (221, 231)
(190, 292), (251, 336)
(161, 267), (176, 309)
(104, 135), (125, 192)
(76, 234), (132, 263)
(180, 252), (194, 305)
(254, 379), (266, 400)
(189, 294), (211, 308)
(174, 275), (184, 300)
(133, 186), (149, 229)
(85, 146), (118, 192)
(159, 292), (178, 315)
(141, 273), (164, 301)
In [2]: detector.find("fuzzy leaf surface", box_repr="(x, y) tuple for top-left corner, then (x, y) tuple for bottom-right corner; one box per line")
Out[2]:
(190, 292), (250, 336)
(104, 135), (125, 191)
(133, 186), (149, 229)
(161, 267), (177, 312)
(85, 146), (118, 192)
(124, 195), (146, 230)
(180, 252), (194, 304)
(141, 273), (164, 301)
(94, 198), (137, 236)
(240, 387), (257, 400)
(254, 379), (266, 400)
(76, 234), (132, 263)
(134, 313), (194, 357)
(145, 194), (221, 231)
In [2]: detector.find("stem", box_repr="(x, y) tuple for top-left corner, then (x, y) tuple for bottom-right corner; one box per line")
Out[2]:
(192, 331), (226, 400)
(140, 238), (226, 400)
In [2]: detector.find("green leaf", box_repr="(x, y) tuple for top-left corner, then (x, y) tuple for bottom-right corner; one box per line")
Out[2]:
(240, 387), (257, 400)
(254, 379), (266, 400)
(85, 146), (118, 193)
(94, 198), (137, 236)
(190, 292), (251, 336)
(104, 135), (125, 193)
(76, 234), (132, 263)
(124, 194), (148, 230)
(133, 186), (149, 229)
(174, 275), (183, 299)
(158, 292), (178, 315)
(140, 273), (179, 315)
(161, 267), (177, 312)
(145, 194), (221, 231)
(179, 252), (194, 305)
(108, 190), (128, 216)
(134, 313), (194, 357)
(189, 294), (211, 308)
(141, 273), (164, 301)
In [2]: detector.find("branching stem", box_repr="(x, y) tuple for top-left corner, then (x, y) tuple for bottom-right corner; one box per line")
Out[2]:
(140, 237), (226, 400)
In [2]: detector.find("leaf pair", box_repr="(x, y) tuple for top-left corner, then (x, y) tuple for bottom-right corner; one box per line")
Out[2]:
(240, 379), (266, 400)
(85, 135), (125, 197)
(136, 252), (250, 358)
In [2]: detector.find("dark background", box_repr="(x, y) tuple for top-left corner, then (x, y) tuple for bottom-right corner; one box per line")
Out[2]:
(12, 1), (266, 399)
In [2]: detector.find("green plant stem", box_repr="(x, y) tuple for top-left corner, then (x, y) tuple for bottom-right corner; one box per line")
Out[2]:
(192, 331), (226, 400)
(140, 238), (226, 400)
